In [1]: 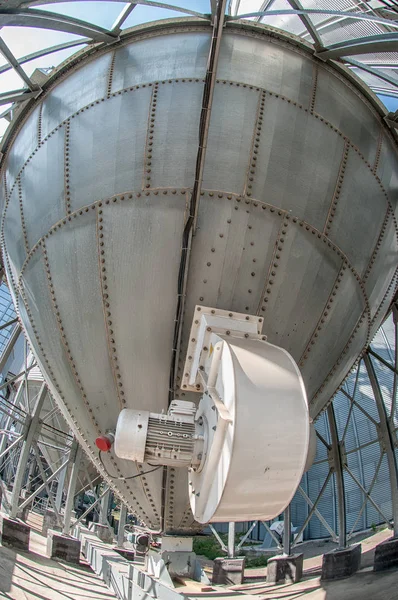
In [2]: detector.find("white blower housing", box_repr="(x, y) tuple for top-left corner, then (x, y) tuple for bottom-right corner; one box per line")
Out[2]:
(115, 306), (312, 523)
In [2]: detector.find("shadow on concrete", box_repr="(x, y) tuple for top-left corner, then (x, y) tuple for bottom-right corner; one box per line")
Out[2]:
(0, 543), (16, 593)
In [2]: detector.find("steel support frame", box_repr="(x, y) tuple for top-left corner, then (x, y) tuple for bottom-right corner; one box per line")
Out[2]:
(9, 382), (46, 518)
(327, 403), (347, 549)
(364, 352), (398, 537)
(63, 441), (82, 534)
(117, 503), (128, 547)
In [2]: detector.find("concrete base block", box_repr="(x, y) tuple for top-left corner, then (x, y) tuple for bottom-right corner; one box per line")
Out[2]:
(267, 553), (303, 584)
(42, 510), (60, 536)
(0, 515), (30, 551)
(212, 557), (245, 585)
(89, 522), (114, 544)
(46, 530), (81, 564)
(321, 544), (361, 580)
(374, 537), (398, 572)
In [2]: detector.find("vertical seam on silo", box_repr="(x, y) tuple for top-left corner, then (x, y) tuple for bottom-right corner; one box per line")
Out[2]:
(107, 51), (116, 99)
(257, 216), (286, 315)
(323, 140), (349, 235)
(95, 202), (124, 412)
(64, 120), (71, 215)
(310, 63), (318, 115)
(18, 178), (30, 255)
(363, 206), (391, 283)
(37, 103), (43, 146)
(142, 83), (158, 191)
(299, 260), (346, 367)
(373, 129), (383, 174)
(243, 89), (264, 198)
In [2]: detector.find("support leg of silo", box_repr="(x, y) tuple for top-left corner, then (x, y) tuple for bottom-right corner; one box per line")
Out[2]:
(321, 404), (361, 580)
(364, 351), (398, 571)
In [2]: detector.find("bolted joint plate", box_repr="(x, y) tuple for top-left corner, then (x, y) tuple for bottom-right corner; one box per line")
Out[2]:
(182, 305), (265, 392)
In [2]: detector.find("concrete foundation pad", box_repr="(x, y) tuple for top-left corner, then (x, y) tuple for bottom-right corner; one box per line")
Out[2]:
(374, 536), (398, 571)
(0, 515), (30, 551)
(321, 544), (361, 580)
(267, 553), (303, 584)
(46, 530), (81, 564)
(42, 510), (60, 536)
(212, 557), (245, 585)
(89, 523), (114, 544)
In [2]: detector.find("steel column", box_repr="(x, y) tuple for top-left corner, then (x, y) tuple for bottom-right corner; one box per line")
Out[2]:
(364, 353), (398, 537)
(228, 522), (236, 558)
(10, 383), (46, 518)
(100, 489), (111, 525)
(117, 503), (128, 547)
(283, 503), (291, 555)
(327, 403), (347, 549)
(63, 441), (82, 535)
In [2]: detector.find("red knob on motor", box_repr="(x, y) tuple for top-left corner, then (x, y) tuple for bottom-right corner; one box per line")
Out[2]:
(95, 435), (113, 452)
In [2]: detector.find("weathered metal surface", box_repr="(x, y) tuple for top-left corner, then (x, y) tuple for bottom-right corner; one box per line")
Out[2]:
(0, 21), (397, 533)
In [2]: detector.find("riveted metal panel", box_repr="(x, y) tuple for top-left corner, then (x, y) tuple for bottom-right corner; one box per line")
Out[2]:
(250, 95), (345, 231)
(181, 195), (281, 348)
(377, 134), (398, 204)
(111, 32), (211, 93)
(68, 88), (152, 211)
(1, 24), (398, 533)
(45, 210), (120, 431)
(41, 53), (112, 139)
(314, 68), (380, 165)
(100, 193), (186, 415)
(202, 85), (260, 194)
(20, 126), (66, 249)
(365, 213), (398, 319)
(310, 317), (369, 418)
(5, 105), (40, 192)
(217, 33), (314, 106)
(260, 224), (343, 362)
(19, 249), (93, 433)
(3, 185), (25, 284)
(302, 266), (365, 399)
(150, 81), (203, 190)
(328, 150), (388, 276)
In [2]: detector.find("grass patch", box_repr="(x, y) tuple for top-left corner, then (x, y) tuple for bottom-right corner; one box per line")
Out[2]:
(193, 534), (268, 568)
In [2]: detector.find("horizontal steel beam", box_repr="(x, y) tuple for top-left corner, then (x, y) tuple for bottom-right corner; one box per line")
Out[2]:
(23, 0), (206, 19)
(0, 39), (91, 77)
(0, 88), (40, 106)
(229, 9), (398, 30)
(0, 9), (118, 43)
(315, 33), (398, 60)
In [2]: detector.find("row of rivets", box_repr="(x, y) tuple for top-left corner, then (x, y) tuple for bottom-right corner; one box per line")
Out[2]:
(373, 130), (383, 174)
(299, 262), (346, 367)
(64, 120), (71, 214)
(41, 239), (102, 428)
(259, 217), (289, 313)
(137, 461), (161, 522)
(324, 141), (349, 235)
(370, 266), (398, 331)
(363, 206), (391, 282)
(245, 90), (265, 198)
(37, 103), (43, 146)
(310, 64), (318, 115)
(313, 310), (368, 401)
(107, 51), (116, 99)
(96, 204), (125, 409)
(143, 83), (158, 190)
(17, 178), (30, 255)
